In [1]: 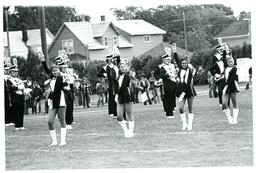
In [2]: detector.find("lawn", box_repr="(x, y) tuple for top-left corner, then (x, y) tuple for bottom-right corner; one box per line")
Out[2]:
(5, 86), (253, 170)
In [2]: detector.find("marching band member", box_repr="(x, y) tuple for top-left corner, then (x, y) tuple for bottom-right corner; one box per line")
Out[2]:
(210, 39), (231, 109)
(7, 65), (26, 130)
(59, 61), (76, 129)
(176, 58), (197, 130)
(4, 63), (14, 126)
(115, 60), (135, 137)
(102, 54), (119, 118)
(160, 53), (177, 118)
(154, 59), (164, 102)
(222, 56), (240, 124)
(98, 54), (117, 117)
(39, 53), (68, 146)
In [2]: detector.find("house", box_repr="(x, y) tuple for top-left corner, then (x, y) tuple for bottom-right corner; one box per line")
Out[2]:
(3, 29), (54, 59)
(48, 19), (166, 62)
(48, 21), (126, 63)
(113, 19), (167, 59)
(215, 19), (251, 47)
(140, 42), (193, 59)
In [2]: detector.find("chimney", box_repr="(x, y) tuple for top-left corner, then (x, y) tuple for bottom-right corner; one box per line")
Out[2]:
(81, 14), (91, 22)
(100, 15), (105, 22)
(22, 29), (28, 43)
(84, 15), (90, 22)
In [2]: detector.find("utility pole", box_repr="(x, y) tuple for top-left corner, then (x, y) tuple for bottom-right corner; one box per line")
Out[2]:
(38, 6), (49, 65)
(183, 12), (188, 56)
(4, 6), (11, 57)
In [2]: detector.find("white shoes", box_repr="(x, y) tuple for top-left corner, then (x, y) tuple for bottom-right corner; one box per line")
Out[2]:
(66, 125), (73, 129)
(15, 127), (26, 131)
(49, 141), (58, 147)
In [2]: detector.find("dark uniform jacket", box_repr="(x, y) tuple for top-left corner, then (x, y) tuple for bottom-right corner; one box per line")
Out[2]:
(224, 66), (239, 93)
(117, 72), (133, 104)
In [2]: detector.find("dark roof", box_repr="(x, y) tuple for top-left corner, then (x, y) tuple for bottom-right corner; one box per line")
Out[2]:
(139, 42), (193, 58)
(215, 20), (250, 38)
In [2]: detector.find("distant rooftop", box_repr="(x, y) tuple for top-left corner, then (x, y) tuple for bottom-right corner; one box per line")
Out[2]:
(113, 19), (166, 36)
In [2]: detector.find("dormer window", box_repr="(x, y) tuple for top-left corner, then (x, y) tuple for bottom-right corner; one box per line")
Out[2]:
(113, 35), (118, 45)
(144, 35), (151, 43)
(103, 36), (108, 46)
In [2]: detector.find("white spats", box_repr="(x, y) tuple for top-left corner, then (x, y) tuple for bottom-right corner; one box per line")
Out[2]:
(187, 113), (194, 131)
(223, 109), (233, 124)
(180, 113), (188, 130)
(49, 130), (58, 146)
(127, 121), (135, 137)
(232, 108), (239, 124)
(59, 128), (67, 146)
(118, 120), (129, 137)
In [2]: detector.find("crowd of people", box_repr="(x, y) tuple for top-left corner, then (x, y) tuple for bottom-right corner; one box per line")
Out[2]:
(4, 39), (249, 145)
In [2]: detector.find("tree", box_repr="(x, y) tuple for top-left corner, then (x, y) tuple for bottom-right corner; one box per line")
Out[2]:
(3, 6), (83, 35)
(111, 4), (236, 52)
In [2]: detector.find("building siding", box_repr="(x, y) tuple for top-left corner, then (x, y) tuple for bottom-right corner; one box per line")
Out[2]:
(130, 34), (163, 57)
(48, 26), (88, 60)
(89, 26), (118, 61)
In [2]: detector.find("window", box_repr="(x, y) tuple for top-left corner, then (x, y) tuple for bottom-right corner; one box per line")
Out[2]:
(103, 36), (108, 46)
(144, 35), (151, 43)
(113, 35), (118, 45)
(62, 39), (74, 54)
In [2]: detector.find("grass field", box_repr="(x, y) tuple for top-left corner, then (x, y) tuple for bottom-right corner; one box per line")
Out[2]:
(5, 85), (253, 170)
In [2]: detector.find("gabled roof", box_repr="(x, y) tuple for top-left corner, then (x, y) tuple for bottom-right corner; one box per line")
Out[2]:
(50, 21), (132, 51)
(91, 22), (119, 37)
(26, 29), (54, 46)
(140, 42), (193, 58)
(113, 19), (167, 36)
(215, 20), (250, 38)
(3, 28), (54, 49)
(64, 22), (105, 50)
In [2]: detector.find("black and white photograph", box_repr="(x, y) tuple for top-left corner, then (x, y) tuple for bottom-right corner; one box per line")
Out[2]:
(1, 0), (254, 172)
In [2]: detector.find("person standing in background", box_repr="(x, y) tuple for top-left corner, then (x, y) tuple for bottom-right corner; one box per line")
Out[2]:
(80, 77), (92, 109)
(96, 79), (105, 107)
(7, 65), (26, 130)
(149, 71), (158, 104)
(245, 67), (252, 90)
(139, 74), (152, 105)
(32, 81), (43, 114)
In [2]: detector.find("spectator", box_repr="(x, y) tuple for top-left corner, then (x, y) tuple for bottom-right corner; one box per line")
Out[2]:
(245, 67), (252, 90)
(129, 68), (139, 104)
(32, 81), (43, 114)
(80, 77), (92, 108)
(207, 71), (215, 98)
(139, 73), (152, 105)
(149, 71), (158, 104)
(96, 79), (105, 107)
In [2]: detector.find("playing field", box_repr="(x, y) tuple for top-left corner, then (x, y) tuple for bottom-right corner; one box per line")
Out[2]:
(5, 86), (253, 170)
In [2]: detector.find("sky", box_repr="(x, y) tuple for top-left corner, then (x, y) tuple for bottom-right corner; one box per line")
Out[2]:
(2, 0), (252, 22)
